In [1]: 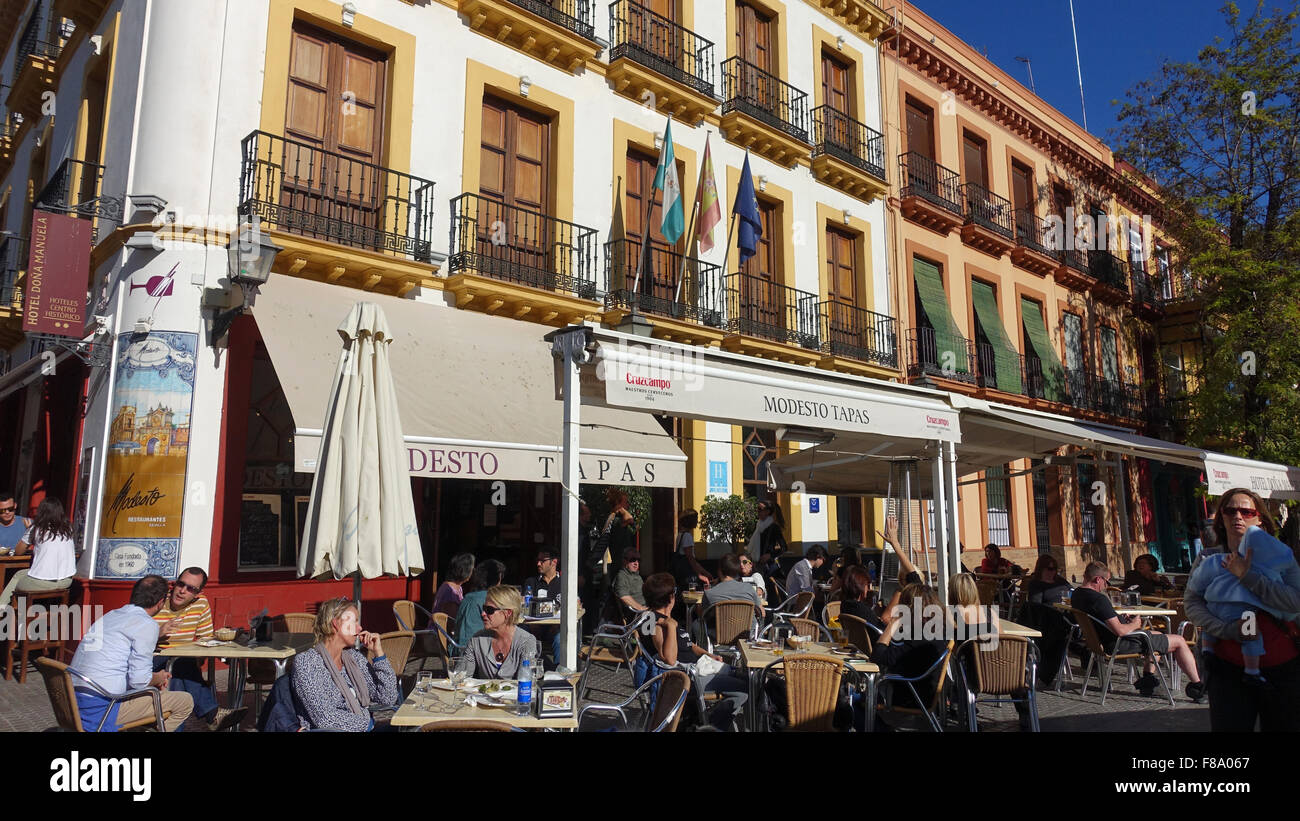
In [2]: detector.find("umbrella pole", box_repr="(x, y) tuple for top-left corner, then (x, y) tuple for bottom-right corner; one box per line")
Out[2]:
(353, 574), (363, 625)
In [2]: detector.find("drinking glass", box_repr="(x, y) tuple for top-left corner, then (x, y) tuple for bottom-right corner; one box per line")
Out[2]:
(415, 671), (433, 709)
(448, 649), (468, 689)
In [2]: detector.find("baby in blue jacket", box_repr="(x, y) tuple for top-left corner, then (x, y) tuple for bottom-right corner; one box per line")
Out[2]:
(1189, 525), (1299, 680)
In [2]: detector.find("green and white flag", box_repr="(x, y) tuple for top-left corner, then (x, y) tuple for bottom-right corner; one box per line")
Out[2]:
(654, 117), (684, 244)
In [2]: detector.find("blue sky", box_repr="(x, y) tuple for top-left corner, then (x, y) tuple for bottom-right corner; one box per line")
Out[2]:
(911, 0), (1234, 147)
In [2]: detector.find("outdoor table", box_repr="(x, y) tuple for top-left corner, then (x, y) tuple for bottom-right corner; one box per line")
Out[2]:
(1141, 594), (1181, 607)
(681, 590), (703, 607)
(522, 606), (585, 628)
(1116, 605), (1177, 631)
(0, 554), (32, 592)
(157, 631), (314, 708)
(390, 679), (578, 730)
(737, 639), (879, 732)
(995, 618), (1042, 639)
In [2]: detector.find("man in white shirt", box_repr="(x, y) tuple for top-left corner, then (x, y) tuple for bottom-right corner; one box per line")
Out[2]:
(785, 544), (827, 598)
(69, 575), (194, 731)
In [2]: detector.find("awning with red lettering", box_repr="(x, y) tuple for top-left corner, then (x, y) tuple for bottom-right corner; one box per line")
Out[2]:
(253, 276), (686, 488)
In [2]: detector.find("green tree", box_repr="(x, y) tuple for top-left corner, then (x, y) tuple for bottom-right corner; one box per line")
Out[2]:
(1112, 1), (1300, 464)
(699, 494), (758, 549)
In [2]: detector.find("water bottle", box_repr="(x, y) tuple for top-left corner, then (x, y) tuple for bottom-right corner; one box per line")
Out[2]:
(523, 584), (533, 617)
(867, 560), (877, 583)
(515, 660), (533, 716)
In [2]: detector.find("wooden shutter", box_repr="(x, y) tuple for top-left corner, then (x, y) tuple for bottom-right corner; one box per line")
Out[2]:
(741, 199), (780, 331)
(821, 53), (850, 114)
(735, 2), (772, 72)
(962, 132), (987, 188)
(623, 148), (685, 300)
(1011, 161), (1033, 211)
(478, 95), (553, 279)
(1052, 184), (1072, 220)
(1100, 325), (1119, 383)
(905, 98), (934, 160)
(826, 226), (858, 349)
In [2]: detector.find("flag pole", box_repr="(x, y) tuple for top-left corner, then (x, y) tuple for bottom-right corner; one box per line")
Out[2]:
(719, 210), (739, 281)
(672, 193), (701, 305)
(632, 115), (672, 301)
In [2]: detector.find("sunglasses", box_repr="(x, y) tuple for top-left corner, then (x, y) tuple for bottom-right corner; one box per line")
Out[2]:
(481, 604), (511, 616)
(174, 580), (202, 595)
(1221, 506), (1259, 518)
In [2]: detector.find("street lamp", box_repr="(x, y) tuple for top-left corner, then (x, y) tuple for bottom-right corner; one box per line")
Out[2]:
(207, 224), (282, 345)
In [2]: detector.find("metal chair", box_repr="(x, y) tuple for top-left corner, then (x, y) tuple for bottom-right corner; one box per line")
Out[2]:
(760, 591), (814, 637)
(838, 613), (875, 654)
(699, 599), (763, 661)
(821, 600), (842, 631)
(975, 579), (999, 607)
(370, 630), (415, 702)
(877, 640), (955, 732)
(957, 636), (1040, 732)
(36, 658), (168, 732)
(786, 617), (834, 643)
(394, 601), (461, 674)
(1071, 607), (1175, 707)
(577, 611), (652, 702)
(758, 653), (853, 732)
(578, 669), (691, 732)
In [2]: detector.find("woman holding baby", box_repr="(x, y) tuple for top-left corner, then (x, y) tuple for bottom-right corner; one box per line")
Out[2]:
(1185, 487), (1300, 731)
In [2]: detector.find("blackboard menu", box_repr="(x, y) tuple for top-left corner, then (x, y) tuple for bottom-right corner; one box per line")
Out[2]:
(239, 494), (282, 567)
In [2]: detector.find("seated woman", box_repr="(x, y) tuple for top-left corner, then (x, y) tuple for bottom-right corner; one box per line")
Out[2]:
(949, 573), (996, 635)
(839, 565), (881, 631)
(455, 585), (539, 680)
(737, 552), (768, 608)
(639, 572), (747, 731)
(1020, 556), (1074, 689)
(1123, 553), (1176, 596)
(0, 498), (77, 609)
(870, 583), (952, 710)
(432, 552), (475, 619)
(292, 598), (400, 732)
(454, 559), (505, 641)
(828, 547), (862, 598)
(978, 544), (1012, 575)
(1026, 555), (1072, 605)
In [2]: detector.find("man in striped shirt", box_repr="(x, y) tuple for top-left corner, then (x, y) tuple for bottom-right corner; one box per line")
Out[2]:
(152, 567), (244, 730)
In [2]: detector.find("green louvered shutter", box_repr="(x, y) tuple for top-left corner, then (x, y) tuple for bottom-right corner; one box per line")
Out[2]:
(912, 258), (968, 374)
(1021, 298), (1067, 402)
(970, 280), (1022, 394)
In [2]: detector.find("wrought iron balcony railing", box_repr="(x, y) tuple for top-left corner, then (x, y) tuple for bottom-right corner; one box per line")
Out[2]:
(906, 326), (978, 385)
(1158, 265), (1200, 305)
(1023, 356), (1047, 400)
(724, 272), (820, 349)
(13, 5), (61, 77)
(507, 0), (595, 40)
(1087, 248), (1129, 294)
(239, 130), (435, 262)
(1013, 208), (1051, 255)
(608, 0), (714, 97)
(448, 192), (599, 299)
(898, 152), (962, 216)
(1058, 247), (1088, 273)
(0, 236), (27, 310)
(961, 182), (1014, 239)
(604, 238), (723, 326)
(720, 57), (809, 144)
(36, 158), (122, 242)
(819, 301), (896, 368)
(1090, 376), (1144, 419)
(810, 106), (885, 180)
(1131, 265), (1160, 307)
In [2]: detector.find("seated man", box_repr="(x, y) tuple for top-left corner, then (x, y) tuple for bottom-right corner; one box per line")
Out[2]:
(69, 575), (194, 732)
(152, 566), (245, 731)
(785, 544), (827, 598)
(1071, 561), (1204, 700)
(612, 548), (647, 615)
(702, 553), (763, 637)
(524, 548), (563, 665)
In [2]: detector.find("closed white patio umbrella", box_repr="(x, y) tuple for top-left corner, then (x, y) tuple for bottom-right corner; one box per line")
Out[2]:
(298, 302), (422, 611)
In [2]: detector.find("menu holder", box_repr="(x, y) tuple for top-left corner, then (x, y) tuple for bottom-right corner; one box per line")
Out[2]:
(538, 679), (575, 717)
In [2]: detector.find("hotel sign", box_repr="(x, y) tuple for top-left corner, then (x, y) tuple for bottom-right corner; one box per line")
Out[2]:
(23, 210), (91, 338)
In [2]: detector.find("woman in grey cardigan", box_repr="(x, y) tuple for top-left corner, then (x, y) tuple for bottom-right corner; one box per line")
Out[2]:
(293, 597), (400, 731)
(456, 585), (539, 679)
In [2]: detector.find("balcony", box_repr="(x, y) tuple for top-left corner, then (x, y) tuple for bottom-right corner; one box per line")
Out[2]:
(37, 157), (121, 243)
(719, 57), (810, 167)
(239, 131), (436, 295)
(1087, 248), (1130, 304)
(603, 237), (726, 343)
(1130, 264), (1164, 319)
(959, 182), (1015, 257)
(809, 106), (887, 202)
(803, 0), (895, 44)
(1089, 376), (1144, 420)
(819, 301), (897, 370)
(1009, 209), (1057, 277)
(975, 342), (1026, 395)
(905, 326), (978, 386)
(6, 8), (60, 122)
(897, 152), (963, 234)
(52, 0), (109, 31)
(0, 111), (16, 180)
(1158, 267), (1202, 312)
(607, 0), (716, 123)
(0, 236), (27, 347)
(447, 192), (603, 326)
(459, 0), (599, 73)
(723, 272), (821, 357)
(1053, 247), (1094, 291)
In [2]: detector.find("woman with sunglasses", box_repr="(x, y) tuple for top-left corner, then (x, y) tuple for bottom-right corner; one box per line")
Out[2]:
(1025, 555), (1072, 606)
(292, 597), (399, 731)
(748, 499), (788, 589)
(455, 585), (539, 680)
(1021, 555), (1073, 688)
(1186, 488), (1300, 730)
(1122, 554), (1176, 597)
(0, 497), (76, 610)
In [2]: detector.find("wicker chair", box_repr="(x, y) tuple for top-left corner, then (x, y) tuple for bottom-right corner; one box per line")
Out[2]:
(838, 613), (875, 654)
(578, 669), (691, 732)
(787, 617), (833, 643)
(975, 579), (999, 607)
(957, 636), (1040, 732)
(36, 658), (169, 732)
(878, 640), (955, 732)
(761, 591), (814, 638)
(821, 600), (842, 631)
(577, 611), (652, 702)
(1071, 607), (1174, 707)
(283, 612), (316, 633)
(700, 599), (763, 652)
(247, 611), (324, 712)
(370, 630), (416, 699)
(419, 720), (519, 732)
(760, 653), (849, 732)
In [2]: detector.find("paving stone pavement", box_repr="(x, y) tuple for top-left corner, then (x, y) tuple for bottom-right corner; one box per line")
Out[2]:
(0, 651), (1210, 732)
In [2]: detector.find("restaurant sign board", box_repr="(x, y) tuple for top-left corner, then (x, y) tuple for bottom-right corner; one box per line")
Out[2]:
(23, 210), (90, 338)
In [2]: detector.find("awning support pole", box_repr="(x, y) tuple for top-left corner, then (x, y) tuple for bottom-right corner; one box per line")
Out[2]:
(1113, 454), (1134, 571)
(946, 440), (962, 585)
(548, 326), (592, 672)
(931, 442), (950, 605)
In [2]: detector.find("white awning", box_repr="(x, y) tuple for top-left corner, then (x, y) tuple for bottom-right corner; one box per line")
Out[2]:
(254, 276), (686, 488)
(1203, 453), (1300, 499)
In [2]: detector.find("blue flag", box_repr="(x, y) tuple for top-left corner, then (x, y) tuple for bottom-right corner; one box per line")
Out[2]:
(733, 153), (762, 266)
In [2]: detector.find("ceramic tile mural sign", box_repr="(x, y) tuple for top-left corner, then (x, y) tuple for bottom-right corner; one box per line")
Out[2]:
(23, 210), (91, 338)
(96, 332), (196, 579)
